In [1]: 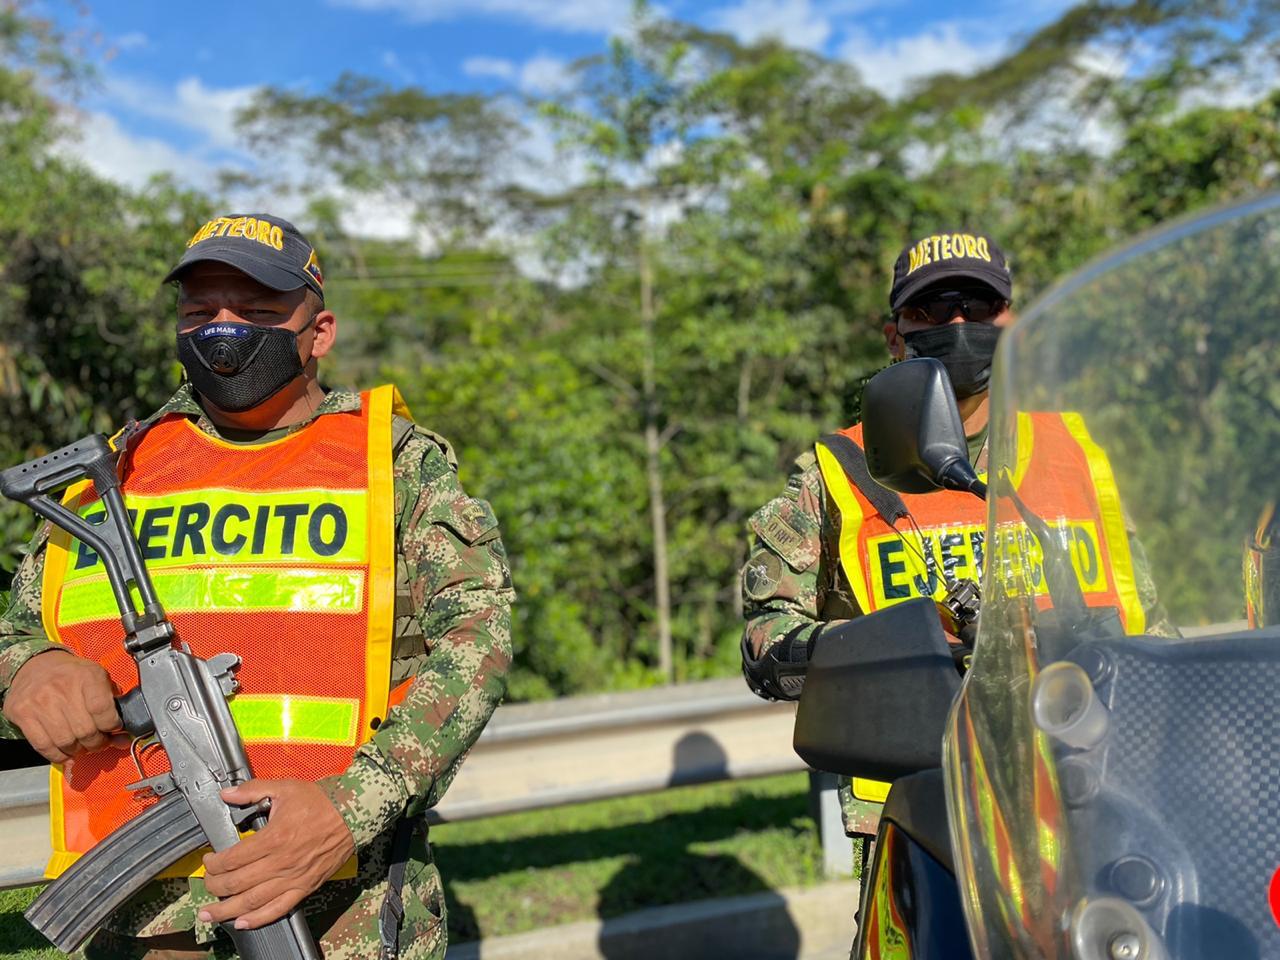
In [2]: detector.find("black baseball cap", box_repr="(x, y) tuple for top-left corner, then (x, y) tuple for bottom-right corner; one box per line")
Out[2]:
(165, 213), (325, 303)
(889, 230), (1011, 311)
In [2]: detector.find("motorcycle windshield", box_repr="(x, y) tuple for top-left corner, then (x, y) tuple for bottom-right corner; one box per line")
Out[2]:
(948, 194), (1280, 960)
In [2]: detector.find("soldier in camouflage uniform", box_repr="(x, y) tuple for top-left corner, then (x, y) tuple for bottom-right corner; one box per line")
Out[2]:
(0, 214), (513, 959)
(739, 230), (1171, 839)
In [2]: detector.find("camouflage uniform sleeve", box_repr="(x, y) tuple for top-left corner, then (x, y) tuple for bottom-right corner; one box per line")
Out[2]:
(740, 452), (838, 663)
(320, 429), (514, 848)
(0, 529), (67, 738)
(1126, 521), (1177, 638)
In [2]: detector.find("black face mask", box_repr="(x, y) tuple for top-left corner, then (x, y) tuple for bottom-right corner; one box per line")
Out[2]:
(902, 323), (1003, 400)
(177, 317), (313, 413)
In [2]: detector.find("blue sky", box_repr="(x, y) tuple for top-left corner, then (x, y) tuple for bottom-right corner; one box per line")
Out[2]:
(43, 0), (1075, 198)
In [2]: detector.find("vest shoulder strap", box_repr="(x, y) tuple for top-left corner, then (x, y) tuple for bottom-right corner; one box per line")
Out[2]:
(378, 816), (416, 960)
(108, 417), (156, 453)
(817, 432), (909, 527)
(391, 415), (416, 456)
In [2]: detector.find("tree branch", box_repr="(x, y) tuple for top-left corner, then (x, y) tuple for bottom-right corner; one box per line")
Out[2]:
(586, 362), (640, 401)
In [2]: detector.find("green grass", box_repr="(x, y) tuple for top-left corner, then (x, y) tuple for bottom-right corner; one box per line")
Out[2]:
(0, 772), (836, 955)
(433, 772), (831, 942)
(0, 887), (54, 960)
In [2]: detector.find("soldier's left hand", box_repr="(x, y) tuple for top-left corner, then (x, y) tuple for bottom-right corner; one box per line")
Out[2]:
(197, 778), (355, 930)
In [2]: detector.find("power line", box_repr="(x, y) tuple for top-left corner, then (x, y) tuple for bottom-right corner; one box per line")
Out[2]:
(330, 274), (519, 289)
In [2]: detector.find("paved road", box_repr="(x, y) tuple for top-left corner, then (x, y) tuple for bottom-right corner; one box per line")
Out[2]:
(446, 881), (858, 960)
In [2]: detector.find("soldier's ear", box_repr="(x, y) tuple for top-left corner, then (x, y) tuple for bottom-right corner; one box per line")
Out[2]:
(882, 320), (905, 361)
(309, 310), (337, 361)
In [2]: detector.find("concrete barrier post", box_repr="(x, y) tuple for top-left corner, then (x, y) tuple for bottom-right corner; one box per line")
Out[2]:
(808, 770), (853, 879)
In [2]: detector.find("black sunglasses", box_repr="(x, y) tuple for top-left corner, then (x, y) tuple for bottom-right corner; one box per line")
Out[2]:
(897, 290), (1007, 325)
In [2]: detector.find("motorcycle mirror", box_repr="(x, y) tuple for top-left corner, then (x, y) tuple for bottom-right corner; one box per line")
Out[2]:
(793, 598), (961, 780)
(862, 358), (986, 499)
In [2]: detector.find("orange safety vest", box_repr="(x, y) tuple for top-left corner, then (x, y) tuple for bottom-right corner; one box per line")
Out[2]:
(815, 412), (1144, 807)
(39, 385), (408, 879)
(815, 413), (1143, 630)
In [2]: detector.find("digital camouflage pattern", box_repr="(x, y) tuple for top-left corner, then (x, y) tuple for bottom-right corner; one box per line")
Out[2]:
(78, 824), (446, 959)
(738, 451), (886, 835)
(0, 385), (515, 958)
(740, 452), (830, 665)
(740, 439), (1173, 836)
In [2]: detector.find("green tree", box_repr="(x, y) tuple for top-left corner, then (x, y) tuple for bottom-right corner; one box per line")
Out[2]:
(0, 6), (211, 574)
(238, 74), (516, 244)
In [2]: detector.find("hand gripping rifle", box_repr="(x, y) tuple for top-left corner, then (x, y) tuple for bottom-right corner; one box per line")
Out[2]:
(0, 435), (322, 959)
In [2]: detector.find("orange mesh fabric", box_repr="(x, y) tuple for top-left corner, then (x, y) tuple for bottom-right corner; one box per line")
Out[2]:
(44, 393), (393, 866)
(835, 416), (1134, 626)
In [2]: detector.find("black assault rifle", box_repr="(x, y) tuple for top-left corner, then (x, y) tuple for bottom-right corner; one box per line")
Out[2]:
(0, 434), (322, 959)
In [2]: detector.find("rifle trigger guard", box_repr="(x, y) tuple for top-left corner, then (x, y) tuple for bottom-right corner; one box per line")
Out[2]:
(126, 736), (165, 786)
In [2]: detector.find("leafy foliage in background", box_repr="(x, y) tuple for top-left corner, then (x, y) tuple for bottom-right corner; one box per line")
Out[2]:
(0, 6), (210, 575)
(3, 1), (1280, 686)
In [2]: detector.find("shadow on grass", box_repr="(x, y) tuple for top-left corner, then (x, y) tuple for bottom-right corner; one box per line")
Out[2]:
(435, 734), (807, 957)
(0, 884), (57, 957)
(596, 734), (800, 959)
(435, 786), (810, 887)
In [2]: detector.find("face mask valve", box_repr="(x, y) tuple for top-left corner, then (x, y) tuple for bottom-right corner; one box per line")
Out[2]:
(177, 318), (313, 412)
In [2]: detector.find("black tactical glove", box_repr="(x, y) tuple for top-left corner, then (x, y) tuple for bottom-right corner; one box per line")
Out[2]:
(741, 629), (816, 701)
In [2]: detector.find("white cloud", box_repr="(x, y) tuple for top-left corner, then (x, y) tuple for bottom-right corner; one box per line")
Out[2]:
(705, 0), (832, 51)
(57, 110), (214, 190)
(838, 23), (1007, 99)
(330, 0), (633, 34)
(518, 55), (571, 95)
(381, 50), (415, 83)
(49, 74), (265, 194)
(113, 32), (149, 52)
(463, 54), (571, 95)
(103, 74), (260, 153)
(463, 56), (517, 81)
(334, 188), (424, 243)
(1072, 43), (1133, 81)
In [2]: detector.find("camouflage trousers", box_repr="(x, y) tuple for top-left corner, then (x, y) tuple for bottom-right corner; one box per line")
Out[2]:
(838, 776), (884, 839)
(76, 865), (446, 960)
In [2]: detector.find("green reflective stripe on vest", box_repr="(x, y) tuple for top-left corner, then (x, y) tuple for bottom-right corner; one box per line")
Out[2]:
(58, 568), (366, 626)
(229, 695), (360, 746)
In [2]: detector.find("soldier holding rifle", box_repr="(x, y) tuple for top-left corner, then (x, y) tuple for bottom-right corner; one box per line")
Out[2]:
(0, 214), (514, 959)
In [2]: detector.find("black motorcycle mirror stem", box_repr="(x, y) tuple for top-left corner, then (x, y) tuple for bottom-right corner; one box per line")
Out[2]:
(861, 358), (987, 501)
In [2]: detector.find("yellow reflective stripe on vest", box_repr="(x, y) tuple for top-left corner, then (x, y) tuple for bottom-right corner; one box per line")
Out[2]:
(363, 384), (397, 741)
(816, 442), (904, 812)
(60, 488), (369, 583)
(852, 777), (890, 803)
(989, 519), (1111, 599)
(865, 521), (986, 608)
(813, 443), (872, 616)
(57, 567), (365, 626)
(1011, 412), (1035, 489)
(1059, 413), (1144, 633)
(229, 695), (360, 746)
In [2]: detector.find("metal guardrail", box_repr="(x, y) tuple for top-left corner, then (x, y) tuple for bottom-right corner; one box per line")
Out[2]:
(0, 677), (805, 888)
(0, 621), (1247, 889)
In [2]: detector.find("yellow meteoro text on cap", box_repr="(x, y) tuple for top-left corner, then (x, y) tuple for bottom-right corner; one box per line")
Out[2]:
(186, 217), (284, 252)
(906, 233), (991, 275)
